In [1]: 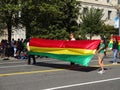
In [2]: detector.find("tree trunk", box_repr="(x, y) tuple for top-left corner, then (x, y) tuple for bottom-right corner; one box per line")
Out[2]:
(7, 21), (12, 43)
(90, 33), (93, 40)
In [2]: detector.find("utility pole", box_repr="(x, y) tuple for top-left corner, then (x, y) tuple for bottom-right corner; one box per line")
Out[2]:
(119, 11), (120, 36)
(118, 0), (120, 36)
(110, 0), (120, 36)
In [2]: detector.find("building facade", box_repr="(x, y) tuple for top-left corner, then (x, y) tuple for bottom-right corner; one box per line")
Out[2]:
(78, 0), (119, 26)
(0, 26), (26, 41)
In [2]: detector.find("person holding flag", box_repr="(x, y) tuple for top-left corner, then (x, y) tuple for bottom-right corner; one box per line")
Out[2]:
(96, 38), (105, 74)
(69, 33), (76, 67)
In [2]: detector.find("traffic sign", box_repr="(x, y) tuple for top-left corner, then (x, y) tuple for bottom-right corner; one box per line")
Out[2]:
(114, 17), (119, 28)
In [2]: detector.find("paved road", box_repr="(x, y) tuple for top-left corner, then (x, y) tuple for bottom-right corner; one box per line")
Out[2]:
(0, 54), (120, 90)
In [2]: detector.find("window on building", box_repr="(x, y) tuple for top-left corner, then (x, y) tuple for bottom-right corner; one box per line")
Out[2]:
(83, 7), (88, 14)
(108, 10), (112, 20)
(118, 0), (120, 4)
(107, 0), (110, 3)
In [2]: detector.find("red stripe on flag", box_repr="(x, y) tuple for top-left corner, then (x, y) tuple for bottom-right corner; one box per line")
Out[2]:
(29, 38), (100, 50)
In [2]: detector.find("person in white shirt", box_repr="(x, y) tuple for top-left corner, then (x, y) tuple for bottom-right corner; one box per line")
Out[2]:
(26, 38), (36, 65)
(69, 33), (76, 67)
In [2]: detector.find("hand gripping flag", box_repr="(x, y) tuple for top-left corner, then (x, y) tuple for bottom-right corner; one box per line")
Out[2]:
(28, 38), (100, 66)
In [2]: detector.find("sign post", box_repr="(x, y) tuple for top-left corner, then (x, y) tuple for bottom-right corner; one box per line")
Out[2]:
(119, 11), (120, 36)
(114, 17), (119, 28)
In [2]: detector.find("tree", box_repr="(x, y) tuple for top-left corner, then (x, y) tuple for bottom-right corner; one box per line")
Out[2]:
(102, 24), (118, 38)
(21, 0), (81, 39)
(0, 21), (5, 35)
(80, 7), (105, 39)
(21, 0), (64, 39)
(0, 0), (21, 42)
(59, 0), (81, 33)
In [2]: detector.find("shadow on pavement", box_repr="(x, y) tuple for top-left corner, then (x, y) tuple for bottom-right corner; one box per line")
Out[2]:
(34, 62), (99, 72)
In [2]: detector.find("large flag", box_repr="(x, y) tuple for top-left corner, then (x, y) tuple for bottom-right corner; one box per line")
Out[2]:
(108, 36), (120, 50)
(28, 38), (100, 66)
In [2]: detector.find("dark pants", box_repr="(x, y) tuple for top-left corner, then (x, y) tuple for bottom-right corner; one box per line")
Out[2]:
(28, 55), (36, 64)
(70, 62), (75, 66)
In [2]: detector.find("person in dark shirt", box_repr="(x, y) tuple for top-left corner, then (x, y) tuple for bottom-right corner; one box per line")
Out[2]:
(112, 38), (118, 64)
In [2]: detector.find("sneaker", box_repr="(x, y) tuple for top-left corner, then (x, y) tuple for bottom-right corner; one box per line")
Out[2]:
(97, 70), (105, 74)
(113, 62), (117, 64)
(115, 62), (118, 64)
(112, 63), (115, 64)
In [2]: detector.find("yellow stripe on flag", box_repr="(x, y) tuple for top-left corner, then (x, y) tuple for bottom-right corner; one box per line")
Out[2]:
(30, 46), (96, 55)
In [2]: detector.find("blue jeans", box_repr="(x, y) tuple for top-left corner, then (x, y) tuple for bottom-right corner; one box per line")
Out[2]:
(113, 49), (118, 63)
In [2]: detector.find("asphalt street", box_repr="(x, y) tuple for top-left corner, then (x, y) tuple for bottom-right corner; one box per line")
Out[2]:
(0, 53), (120, 90)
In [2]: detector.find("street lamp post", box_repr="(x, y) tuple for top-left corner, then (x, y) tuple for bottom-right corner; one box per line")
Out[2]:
(114, 6), (120, 36)
(114, 4), (120, 36)
(115, 0), (120, 36)
(118, 10), (120, 36)
(110, 0), (120, 36)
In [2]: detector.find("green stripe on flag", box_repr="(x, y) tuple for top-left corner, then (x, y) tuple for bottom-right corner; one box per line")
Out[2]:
(28, 52), (94, 66)
(108, 43), (113, 49)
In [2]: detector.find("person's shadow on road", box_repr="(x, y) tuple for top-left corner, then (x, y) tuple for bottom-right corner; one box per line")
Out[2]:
(34, 62), (99, 72)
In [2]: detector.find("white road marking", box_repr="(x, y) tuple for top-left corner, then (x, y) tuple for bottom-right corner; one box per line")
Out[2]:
(0, 61), (25, 64)
(0, 59), (60, 65)
(43, 77), (120, 90)
(0, 64), (31, 68)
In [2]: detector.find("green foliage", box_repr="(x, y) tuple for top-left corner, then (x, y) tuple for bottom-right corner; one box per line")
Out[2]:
(0, 0), (21, 42)
(21, 0), (80, 39)
(0, 0), (117, 41)
(80, 7), (105, 39)
(59, 0), (81, 33)
(102, 25), (118, 39)
(0, 16), (5, 35)
(0, 0), (80, 40)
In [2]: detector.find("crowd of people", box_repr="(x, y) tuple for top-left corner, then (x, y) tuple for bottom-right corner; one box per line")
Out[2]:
(0, 35), (119, 74)
(0, 38), (27, 60)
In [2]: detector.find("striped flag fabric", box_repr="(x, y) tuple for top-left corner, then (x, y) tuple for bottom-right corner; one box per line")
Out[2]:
(108, 36), (120, 50)
(28, 38), (100, 66)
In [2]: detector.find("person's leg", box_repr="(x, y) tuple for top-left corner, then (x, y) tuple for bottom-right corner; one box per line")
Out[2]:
(98, 57), (103, 70)
(98, 54), (105, 74)
(118, 50), (120, 59)
(113, 49), (118, 63)
(98, 58), (105, 74)
(100, 59), (104, 71)
(113, 50), (116, 63)
(70, 62), (75, 66)
(14, 48), (17, 57)
(115, 50), (118, 63)
(32, 55), (36, 64)
(28, 55), (31, 64)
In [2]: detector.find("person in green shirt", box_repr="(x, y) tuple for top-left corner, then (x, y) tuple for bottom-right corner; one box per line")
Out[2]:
(96, 38), (105, 74)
